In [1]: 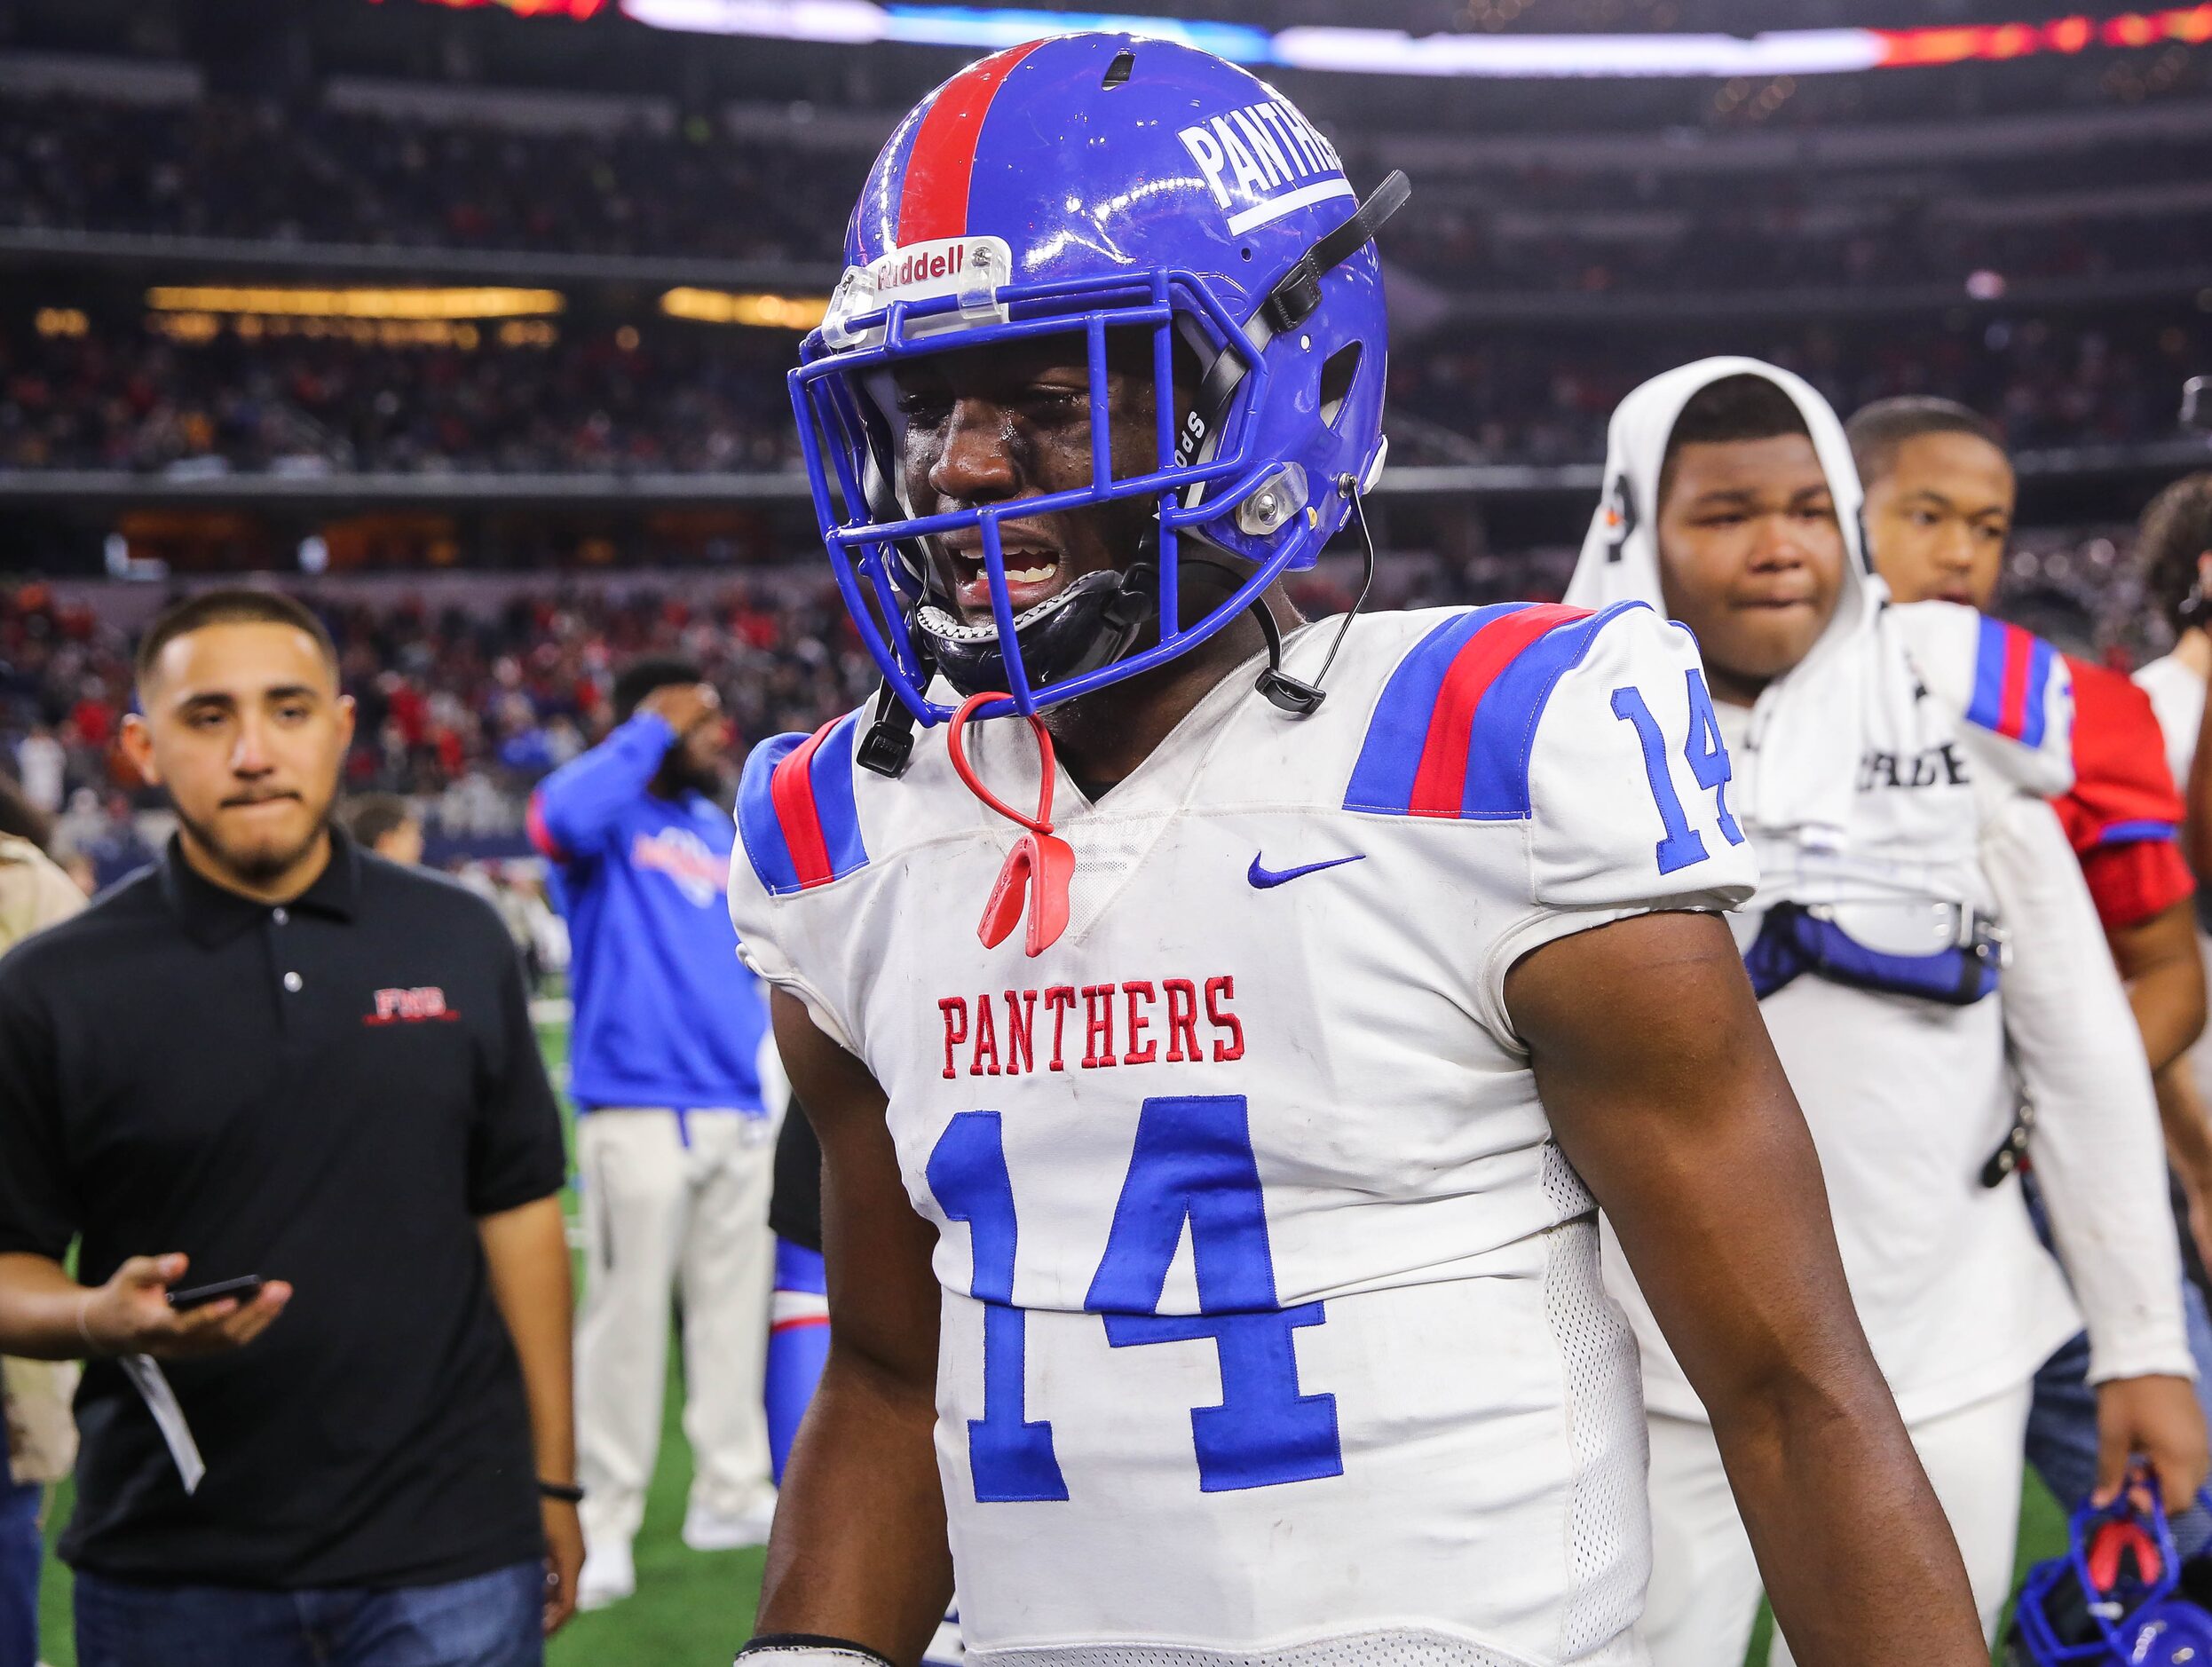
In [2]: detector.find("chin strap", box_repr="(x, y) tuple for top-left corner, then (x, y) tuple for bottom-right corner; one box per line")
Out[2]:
(1259, 170), (1410, 338)
(1197, 475), (1378, 716)
(857, 675), (919, 778)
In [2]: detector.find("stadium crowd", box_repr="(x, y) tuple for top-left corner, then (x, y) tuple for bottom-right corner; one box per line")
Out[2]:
(0, 94), (823, 264)
(0, 324), (803, 475)
(4, 311), (2203, 475)
(0, 578), (880, 868)
(1, 86), (2208, 296)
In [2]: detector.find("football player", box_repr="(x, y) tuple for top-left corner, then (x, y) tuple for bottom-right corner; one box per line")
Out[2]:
(2133, 474), (2212, 1269)
(725, 36), (1986, 1667)
(1568, 359), (2202, 1665)
(1851, 399), (2212, 1535)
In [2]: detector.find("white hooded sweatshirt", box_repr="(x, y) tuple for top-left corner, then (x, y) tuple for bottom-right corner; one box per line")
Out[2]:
(1571, 358), (2189, 1424)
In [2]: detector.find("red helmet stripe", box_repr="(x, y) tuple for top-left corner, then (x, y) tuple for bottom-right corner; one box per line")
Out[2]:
(897, 41), (1044, 245)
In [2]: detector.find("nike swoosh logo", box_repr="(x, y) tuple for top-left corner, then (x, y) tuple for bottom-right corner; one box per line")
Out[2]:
(1247, 853), (1367, 889)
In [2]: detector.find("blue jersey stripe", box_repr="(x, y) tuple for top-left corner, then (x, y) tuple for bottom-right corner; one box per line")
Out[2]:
(807, 710), (869, 883)
(1460, 601), (1647, 818)
(1966, 613), (2009, 735)
(735, 731), (810, 897)
(735, 714), (871, 898)
(1344, 603), (1531, 815)
(2019, 635), (2055, 750)
(2097, 818), (2181, 847)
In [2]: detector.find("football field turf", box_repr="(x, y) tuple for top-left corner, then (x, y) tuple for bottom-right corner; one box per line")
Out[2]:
(28, 1022), (2068, 1665)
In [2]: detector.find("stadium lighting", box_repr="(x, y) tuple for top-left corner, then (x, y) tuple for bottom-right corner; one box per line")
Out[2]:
(603, 0), (2212, 78)
(660, 288), (829, 328)
(370, 0), (612, 15)
(143, 286), (566, 320)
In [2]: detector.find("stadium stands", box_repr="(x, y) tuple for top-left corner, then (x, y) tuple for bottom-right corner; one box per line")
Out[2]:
(1, 310), (2202, 477)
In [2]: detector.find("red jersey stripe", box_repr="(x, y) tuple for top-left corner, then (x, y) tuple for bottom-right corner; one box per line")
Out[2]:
(524, 790), (566, 863)
(1996, 624), (2033, 740)
(1409, 604), (1586, 818)
(897, 42), (1042, 244)
(770, 723), (837, 889)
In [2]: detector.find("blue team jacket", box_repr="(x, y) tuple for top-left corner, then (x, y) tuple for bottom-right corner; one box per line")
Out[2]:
(528, 713), (767, 1114)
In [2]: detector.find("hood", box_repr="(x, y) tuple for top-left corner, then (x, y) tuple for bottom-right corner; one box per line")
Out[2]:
(1564, 356), (1882, 672)
(1565, 357), (1890, 847)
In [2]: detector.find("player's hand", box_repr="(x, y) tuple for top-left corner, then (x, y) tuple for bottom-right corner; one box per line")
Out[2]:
(541, 1497), (582, 1635)
(2094, 1373), (2209, 1508)
(79, 1253), (293, 1361)
(640, 682), (721, 741)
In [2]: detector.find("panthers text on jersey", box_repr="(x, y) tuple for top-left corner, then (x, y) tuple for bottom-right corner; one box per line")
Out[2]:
(729, 602), (1757, 1667)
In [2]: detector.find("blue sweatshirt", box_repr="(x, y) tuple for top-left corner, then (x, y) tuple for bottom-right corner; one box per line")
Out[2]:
(528, 713), (766, 1114)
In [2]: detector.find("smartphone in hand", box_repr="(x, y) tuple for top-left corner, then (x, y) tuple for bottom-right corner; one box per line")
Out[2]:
(166, 1275), (265, 1311)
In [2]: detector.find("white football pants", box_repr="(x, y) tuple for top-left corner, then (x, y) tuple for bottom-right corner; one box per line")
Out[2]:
(575, 1108), (777, 1552)
(1639, 1381), (2033, 1665)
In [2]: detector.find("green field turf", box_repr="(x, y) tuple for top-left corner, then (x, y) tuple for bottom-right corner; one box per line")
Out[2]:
(23, 1022), (2070, 1665)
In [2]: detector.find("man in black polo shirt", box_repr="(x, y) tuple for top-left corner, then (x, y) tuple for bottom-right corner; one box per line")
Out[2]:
(0, 589), (581, 1667)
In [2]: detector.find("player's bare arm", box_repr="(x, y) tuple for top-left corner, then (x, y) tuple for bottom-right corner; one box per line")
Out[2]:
(2189, 665), (2212, 881)
(1507, 909), (1988, 1666)
(2115, 896), (2212, 1278)
(2110, 895), (2208, 1077)
(754, 988), (952, 1666)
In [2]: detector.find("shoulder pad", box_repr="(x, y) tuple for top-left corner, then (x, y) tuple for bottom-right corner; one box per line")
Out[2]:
(1892, 601), (2073, 797)
(734, 709), (872, 897)
(1345, 600), (1648, 819)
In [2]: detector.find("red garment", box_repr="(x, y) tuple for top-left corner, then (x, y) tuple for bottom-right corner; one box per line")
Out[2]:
(2052, 654), (2195, 930)
(68, 696), (113, 748)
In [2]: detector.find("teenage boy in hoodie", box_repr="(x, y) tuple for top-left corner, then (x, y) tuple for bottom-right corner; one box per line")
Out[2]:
(1849, 397), (2212, 1534)
(1568, 360), (2204, 1665)
(527, 660), (778, 1610)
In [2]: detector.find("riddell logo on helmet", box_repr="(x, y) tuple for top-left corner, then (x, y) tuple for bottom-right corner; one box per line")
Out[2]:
(871, 244), (968, 291)
(1178, 99), (1354, 233)
(861, 235), (1013, 304)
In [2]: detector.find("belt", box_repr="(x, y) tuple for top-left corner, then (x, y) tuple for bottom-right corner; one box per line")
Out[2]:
(1742, 899), (2004, 1007)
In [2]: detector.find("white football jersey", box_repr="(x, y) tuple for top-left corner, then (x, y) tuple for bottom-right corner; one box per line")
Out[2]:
(729, 602), (1757, 1667)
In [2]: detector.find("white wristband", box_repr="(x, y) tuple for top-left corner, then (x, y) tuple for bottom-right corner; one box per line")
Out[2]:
(737, 1638), (898, 1667)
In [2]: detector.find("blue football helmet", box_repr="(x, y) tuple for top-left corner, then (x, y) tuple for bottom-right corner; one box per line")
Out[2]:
(787, 31), (1402, 753)
(2010, 1482), (2212, 1665)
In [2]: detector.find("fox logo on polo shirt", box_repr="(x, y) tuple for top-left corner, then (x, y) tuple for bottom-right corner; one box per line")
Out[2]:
(365, 987), (455, 1025)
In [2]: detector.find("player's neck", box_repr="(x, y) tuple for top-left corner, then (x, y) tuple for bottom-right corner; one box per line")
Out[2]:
(1044, 589), (1303, 792)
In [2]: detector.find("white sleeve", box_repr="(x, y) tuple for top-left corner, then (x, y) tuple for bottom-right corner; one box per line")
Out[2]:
(1983, 791), (2192, 1384)
(1892, 599), (2075, 798)
(726, 843), (864, 1059)
(1482, 604), (1760, 1041)
(728, 909), (861, 1059)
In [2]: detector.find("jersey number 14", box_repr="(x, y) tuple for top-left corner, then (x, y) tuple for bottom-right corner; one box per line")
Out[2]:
(1612, 668), (1745, 875)
(927, 1094), (1343, 1503)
